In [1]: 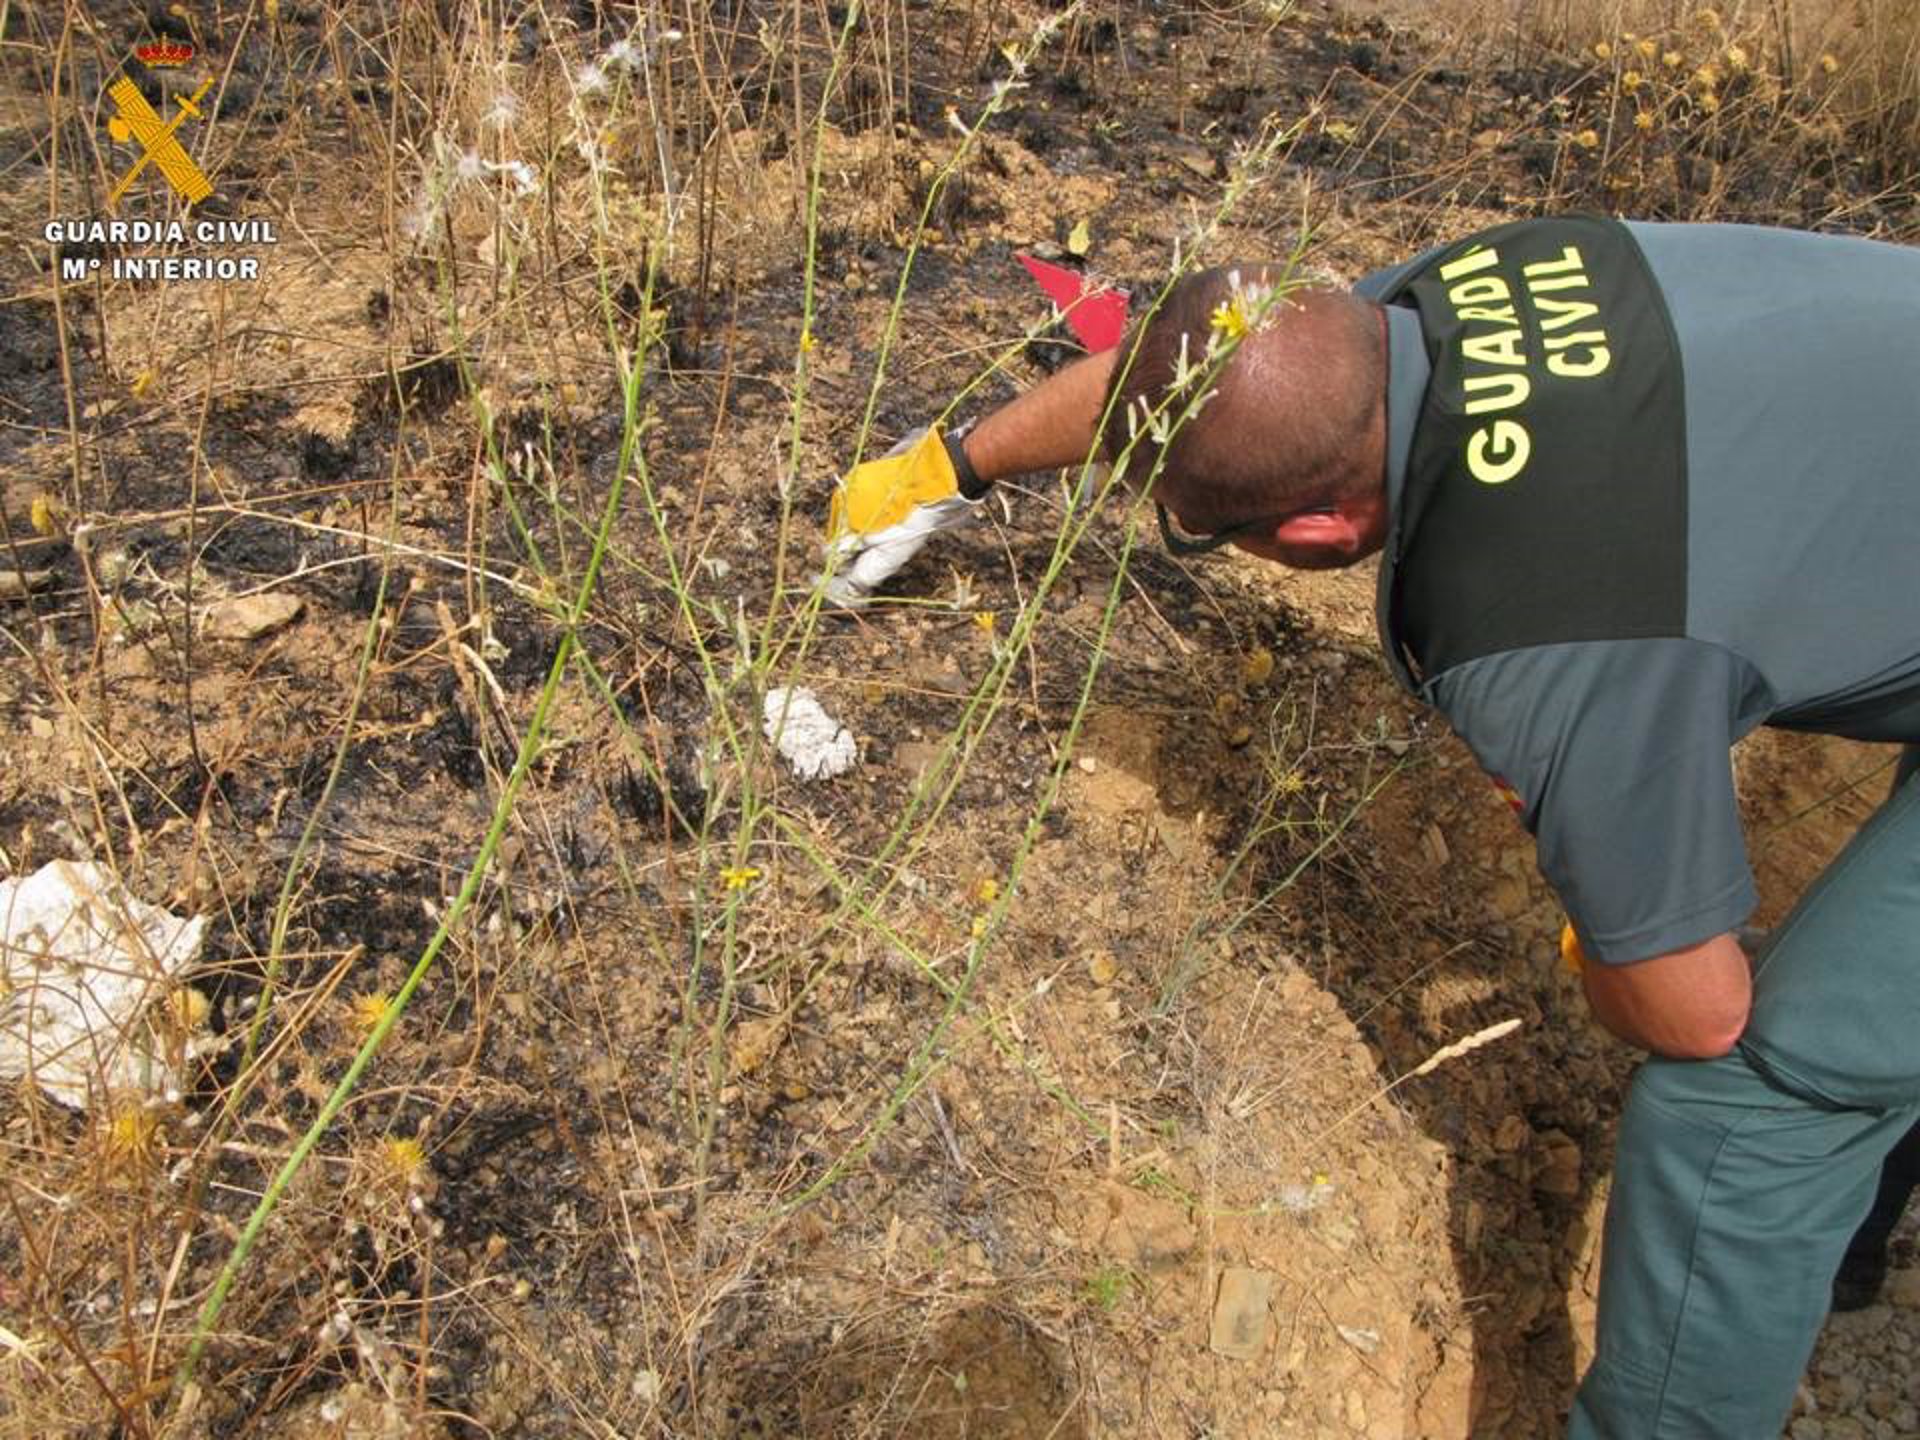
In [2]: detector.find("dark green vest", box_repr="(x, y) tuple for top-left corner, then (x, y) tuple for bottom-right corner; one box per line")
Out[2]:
(1376, 216), (1689, 684)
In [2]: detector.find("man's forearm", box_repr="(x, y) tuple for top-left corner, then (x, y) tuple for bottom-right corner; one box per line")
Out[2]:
(1580, 930), (1752, 1059)
(959, 349), (1118, 484)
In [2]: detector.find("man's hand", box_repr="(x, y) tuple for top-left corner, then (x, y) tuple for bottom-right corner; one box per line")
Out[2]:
(821, 426), (981, 607)
(819, 350), (1118, 606)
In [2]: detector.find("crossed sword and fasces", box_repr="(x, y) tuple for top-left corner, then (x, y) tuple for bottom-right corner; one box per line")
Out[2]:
(106, 74), (214, 206)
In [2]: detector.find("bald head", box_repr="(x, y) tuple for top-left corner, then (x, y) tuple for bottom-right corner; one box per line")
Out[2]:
(1102, 267), (1386, 531)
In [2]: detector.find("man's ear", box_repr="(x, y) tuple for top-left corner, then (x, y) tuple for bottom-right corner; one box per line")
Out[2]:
(1257, 487), (1390, 567)
(1270, 508), (1365, 550)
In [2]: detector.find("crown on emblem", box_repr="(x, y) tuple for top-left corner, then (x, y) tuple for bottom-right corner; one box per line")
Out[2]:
(135, 40), (195, 67)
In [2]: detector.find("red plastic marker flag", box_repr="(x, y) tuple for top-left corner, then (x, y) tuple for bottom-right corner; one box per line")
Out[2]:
(1017, 253), (1130, 354)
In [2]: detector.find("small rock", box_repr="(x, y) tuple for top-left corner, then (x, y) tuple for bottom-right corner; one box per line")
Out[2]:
(1209, 1266), (1274, 1360)
(1885, 1268), (1920, 1309)
(1344, 1388), (1368, 1430)
(1489, 873), (1531, 920)
(1533, 1129), (1583, 1197)
(1336, 1324), (1382, 1356)
(1492, 1114), (1530, 1153)
(729, 1016), (786, 1076)
(204, 592), (303, 640)
(0, 568), (55, 599)
(893, 740), (943, 780)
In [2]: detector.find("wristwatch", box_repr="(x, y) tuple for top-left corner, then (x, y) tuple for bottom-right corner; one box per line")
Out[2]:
(943, 421), (990, 500)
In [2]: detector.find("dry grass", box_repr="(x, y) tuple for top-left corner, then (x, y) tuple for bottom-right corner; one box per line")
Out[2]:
(1405, 0), (1920, 205)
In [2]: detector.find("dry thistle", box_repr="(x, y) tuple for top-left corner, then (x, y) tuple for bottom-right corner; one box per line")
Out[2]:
(99, 1099), (164, 1173)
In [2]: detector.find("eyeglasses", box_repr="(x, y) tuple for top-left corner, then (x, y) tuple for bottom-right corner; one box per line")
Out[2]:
(1154, 501), (1335, 556)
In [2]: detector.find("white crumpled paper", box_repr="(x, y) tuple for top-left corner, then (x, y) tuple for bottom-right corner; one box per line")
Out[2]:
(0, 860), (206, 1107)
(762, 687), (859, 780)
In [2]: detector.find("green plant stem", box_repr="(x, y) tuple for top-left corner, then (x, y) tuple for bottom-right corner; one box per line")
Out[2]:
(173, 318), (645, 1403)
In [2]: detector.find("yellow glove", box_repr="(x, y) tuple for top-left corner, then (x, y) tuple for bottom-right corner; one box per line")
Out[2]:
(822, 426), (983, 606)
(1560, 922), (1588, 976)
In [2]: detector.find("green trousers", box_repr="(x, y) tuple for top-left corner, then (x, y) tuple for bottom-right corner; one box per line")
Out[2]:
(1570, 747), (1920, 1440)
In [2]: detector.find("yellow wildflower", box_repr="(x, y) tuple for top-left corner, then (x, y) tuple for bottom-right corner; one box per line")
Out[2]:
(720, 864), (761, 892)
(1698, 8), (1722, 30)
(971, 876), (1001, 905)
(970, 915), (989, 940)
(351, 991), (391, 1034)
(1698, 90), (1721, 114)
(380, 1136), (427, 1183)
(1725, 45), (1749, 72)
(798, 328), (817, 355)
(1694, 64), (1721, 88)
(1209, 297), (1250, 342)
(1636, 38), (1657, 60)
(1572, 129), (1601, 150)
(168, 986), (211, 1032)
(1663, 49), (1684, 69)
(1593, 41), (1613, 61)
(1819, 54), (1839, 75)
(1621, 70), (1644, 92)
(972, 610), (997, 635)
(1634, 109), (1656, 132)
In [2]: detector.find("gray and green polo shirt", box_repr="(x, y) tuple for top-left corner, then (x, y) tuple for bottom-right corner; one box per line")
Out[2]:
(1355, 217), (1920, 963)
